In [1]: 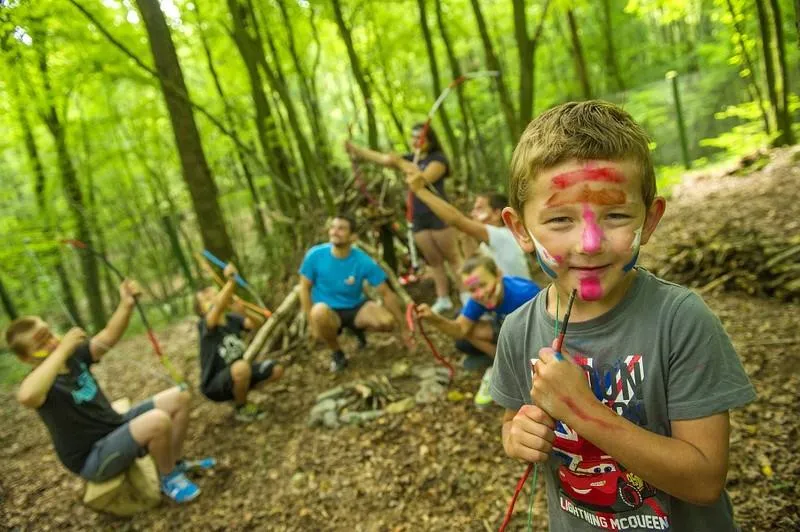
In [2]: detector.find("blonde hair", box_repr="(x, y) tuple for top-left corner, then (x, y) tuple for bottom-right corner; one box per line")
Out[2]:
(4, 316), (40, 356)
(509, 100), (656, 215)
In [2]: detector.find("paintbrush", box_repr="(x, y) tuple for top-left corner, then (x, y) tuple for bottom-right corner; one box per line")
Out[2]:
(553, 289), (578, 361)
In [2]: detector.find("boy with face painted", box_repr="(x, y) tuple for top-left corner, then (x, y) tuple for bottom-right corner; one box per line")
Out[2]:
(415, 255), (539, 406)
(5, 280), (204, 503)
(491, 101), (755, 530)
(194, 263), (284, 422)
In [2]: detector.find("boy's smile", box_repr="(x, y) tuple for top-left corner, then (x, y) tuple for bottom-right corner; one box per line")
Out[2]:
(505, 159), (664, 308)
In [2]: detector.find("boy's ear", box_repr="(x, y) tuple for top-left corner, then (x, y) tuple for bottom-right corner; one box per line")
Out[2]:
(501, 207), (535, 253)
(640, 196), (666, 246)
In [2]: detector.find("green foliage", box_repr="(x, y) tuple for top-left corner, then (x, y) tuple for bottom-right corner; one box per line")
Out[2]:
(0, 0), (796, 325)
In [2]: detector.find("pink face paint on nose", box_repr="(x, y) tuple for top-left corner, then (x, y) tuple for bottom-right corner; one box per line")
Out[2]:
(582, 204), (603, 253)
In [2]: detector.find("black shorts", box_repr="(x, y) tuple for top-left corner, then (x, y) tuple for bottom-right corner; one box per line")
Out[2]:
(334, 300), (368, 334)
(201, 360), (277, 402)
(412, 211), (447, 232)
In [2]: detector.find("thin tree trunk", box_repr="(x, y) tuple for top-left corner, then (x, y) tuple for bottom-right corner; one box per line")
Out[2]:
(135, 0), (237, 263)
(470, 0), (518, 138)
(331, 0), (379, 149)
(6, 66), (84, 326)
(251, 2), (332, 211)
(36, 47), (106, 331)
(276, 0), (332, 171)
(724, 0), (771, 134)
(755, 0), (781, 141)
(601, 0), (625, 92)
(417, 0), (461, 175)
(768, 0), (795, 145)
(435, 0), (474, 180)
(0, 275), (17, 320)
(566, 9), (592, 99)
(226, 0), (295, 213)
(512, 0), (550, 129)
(192, 0), (273, 238)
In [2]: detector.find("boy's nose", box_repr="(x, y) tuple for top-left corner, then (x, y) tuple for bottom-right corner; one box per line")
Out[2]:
(580, 206), (604, 254)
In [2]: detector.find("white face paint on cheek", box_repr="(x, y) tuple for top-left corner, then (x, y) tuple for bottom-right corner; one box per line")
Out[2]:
(527, 230), (560, 268)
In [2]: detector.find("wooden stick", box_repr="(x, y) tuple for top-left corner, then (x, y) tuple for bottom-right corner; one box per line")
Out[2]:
(357, 240), (413, 306)
(243, 286), (300, 362)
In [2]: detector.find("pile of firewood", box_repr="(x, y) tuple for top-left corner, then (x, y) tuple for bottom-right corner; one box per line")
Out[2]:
(655, 224), (800, 301)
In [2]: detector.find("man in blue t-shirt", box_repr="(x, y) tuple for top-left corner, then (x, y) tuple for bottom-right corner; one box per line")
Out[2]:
(299, 214), (411, 372)
(415, 254), (539, 406)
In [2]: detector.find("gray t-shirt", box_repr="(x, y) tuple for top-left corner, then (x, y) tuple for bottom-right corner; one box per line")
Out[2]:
(480, 225), (532, 280)
(490, 268), (756, 532)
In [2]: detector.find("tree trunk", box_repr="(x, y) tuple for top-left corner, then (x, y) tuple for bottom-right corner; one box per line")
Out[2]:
(331, 0), (379, 149)
(276, 0), (332, 172)
(251, 0), (333, 211)
(724, 0), (771, 134)
(0, 274), (18, 321)
(8, 68), (84, 326)
(417, 0), (461, 175)
(755, 0), (781, 141)
(226, 0), (296, 213)
(135, 0), (237, 263)
(435, 0), (473, 178)
(192, 0), (272, 238)
(470, 0), (518, 139)
(512, 0), (550, 130)
(566, 9), (592, 99)
(36, 48), (106, 331)
(601, 0), (625, 92)
(768, 0), (795, 145)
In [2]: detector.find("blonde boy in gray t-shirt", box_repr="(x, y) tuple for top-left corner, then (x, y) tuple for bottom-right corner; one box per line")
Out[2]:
(492, 101), (755, 531)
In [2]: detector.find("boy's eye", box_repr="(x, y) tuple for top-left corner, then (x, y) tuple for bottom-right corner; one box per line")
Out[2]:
(545, 216), (572, 224)
(607, 212), (632, 221)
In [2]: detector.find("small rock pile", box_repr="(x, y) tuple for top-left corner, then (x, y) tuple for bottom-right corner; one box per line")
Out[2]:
(307, 364), (451, 429)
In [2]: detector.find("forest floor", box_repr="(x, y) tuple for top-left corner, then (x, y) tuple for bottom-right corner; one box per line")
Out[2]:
(2, 147), (799, 531)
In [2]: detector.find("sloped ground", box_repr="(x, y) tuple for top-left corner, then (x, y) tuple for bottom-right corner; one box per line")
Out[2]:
(1, 148), (798, 531)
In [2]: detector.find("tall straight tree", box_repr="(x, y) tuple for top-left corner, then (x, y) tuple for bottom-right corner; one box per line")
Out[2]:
(331, 0), (379, 149)
(470, 0), (518, 139)
(134, 0), (237, 262)
(767, 0), (794, 145)
(35, 41), (106, 331)
(417, 0), (461, 175)
(0, 274), (17, 320)
(435, 0), (474, 179)
(227, 0), (297, 213)
(566, 8), (592, 99)
(512, 0), (551, 128)
(2, 47), (84, 327)
(600, 0), (625, 92)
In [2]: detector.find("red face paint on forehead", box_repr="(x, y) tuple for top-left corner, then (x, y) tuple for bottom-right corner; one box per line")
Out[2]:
(551, 167), (625, 189)
(546, 186), (627, 207)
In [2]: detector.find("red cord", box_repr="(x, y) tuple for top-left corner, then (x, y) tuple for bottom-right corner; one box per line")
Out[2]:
(406, 303), (454, 381)
(499, 463), (534, 532)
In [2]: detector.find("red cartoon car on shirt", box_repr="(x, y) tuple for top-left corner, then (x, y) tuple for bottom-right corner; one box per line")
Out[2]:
(558, 458), (656, 512)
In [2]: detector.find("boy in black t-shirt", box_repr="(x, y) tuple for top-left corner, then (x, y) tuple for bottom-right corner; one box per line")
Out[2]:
(195, 262), (283, 422)
(6, 280), (205, 503)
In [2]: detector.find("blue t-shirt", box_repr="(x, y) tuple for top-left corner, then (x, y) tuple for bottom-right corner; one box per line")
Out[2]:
(299, 243), (387, 309)
(461, 276), (540, 322)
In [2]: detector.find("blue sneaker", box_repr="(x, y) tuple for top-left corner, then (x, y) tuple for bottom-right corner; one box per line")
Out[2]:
(175, 457), (216, 474)
(161, 470), (200, 503)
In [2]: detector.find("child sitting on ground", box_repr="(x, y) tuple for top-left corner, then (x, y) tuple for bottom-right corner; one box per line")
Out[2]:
(195, 263), (283, 422)
(6, 280), (205, 503)
(415, 255), (539, 406)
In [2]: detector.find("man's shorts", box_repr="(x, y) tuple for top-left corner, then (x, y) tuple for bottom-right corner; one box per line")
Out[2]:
(334, 300), (368, 335)
(201, 359), (277, 402)
(412, 211), (447, 232)
(79, 399), (155, 482)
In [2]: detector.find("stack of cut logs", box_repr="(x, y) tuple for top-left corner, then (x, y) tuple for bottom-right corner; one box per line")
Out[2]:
(655, 225), (800, 301)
